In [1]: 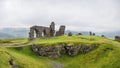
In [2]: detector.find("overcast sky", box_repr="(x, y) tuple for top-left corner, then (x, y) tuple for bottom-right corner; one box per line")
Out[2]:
(0, 0), (120, 32)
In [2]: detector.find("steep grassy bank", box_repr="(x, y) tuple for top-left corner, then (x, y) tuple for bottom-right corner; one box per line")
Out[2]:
(51, 44), (120, 68)
(0, 46), (52, 68)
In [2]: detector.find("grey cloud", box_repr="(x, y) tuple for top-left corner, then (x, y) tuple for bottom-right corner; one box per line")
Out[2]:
(0, 0), (120, 32)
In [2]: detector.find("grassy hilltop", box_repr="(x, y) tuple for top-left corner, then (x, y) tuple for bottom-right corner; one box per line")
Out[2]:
(0, 35), (120, 68)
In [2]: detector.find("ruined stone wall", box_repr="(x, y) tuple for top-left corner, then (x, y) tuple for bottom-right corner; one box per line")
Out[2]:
(29, 28), (34, 40)
(56, 25), (65, 36)
(29, 26), (51, 40)
(29, 22), (65, 39)
(31, 44), (98, 58)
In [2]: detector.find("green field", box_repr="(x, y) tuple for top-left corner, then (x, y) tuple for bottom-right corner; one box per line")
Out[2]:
(0, 35), (120, 68)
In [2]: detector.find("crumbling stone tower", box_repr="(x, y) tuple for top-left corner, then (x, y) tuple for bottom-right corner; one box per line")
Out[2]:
(50, 22), (55, 36)
(56, 25), (66, 36)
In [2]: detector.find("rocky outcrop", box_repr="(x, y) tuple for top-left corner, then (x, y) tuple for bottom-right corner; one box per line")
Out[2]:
(68, 32), (72, 36)
(4, 51), (19, 68)
(115, 36), (120, 41)
(9, 59), (18, 68)
(31, 44), (98, 58)
(101, 35), (105, 37)
(89, 31), (95, 36)
(89, 31), (92, 36)
(77, 33), (82, 35)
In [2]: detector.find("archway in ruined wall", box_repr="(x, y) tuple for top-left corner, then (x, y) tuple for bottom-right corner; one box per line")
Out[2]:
(29, 22), (65, 40)
(33, 29), (46, 38)
(29, 26), (40, 40)
(29, 26), (50, 40)
(34, 29), (36, 38)
(43, 29), (46, 37)
(34, 29), (40, 38)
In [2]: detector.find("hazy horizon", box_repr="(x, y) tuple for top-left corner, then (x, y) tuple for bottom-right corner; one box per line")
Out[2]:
(0, 0), (120, 32)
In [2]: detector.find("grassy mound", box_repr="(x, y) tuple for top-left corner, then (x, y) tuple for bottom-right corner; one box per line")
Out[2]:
(0, 35), (120, 68)
(34, 35), (110, 45)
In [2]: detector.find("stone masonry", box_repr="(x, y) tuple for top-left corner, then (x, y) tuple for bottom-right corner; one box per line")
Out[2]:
(29, 22), (65, 40)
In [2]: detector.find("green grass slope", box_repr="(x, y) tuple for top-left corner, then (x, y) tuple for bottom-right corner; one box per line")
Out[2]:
(34, 35), (109, 45)
(0, 48), (11, 68)
(52, 44), (120, 68)
(0, 46), (52, 68)
(0, 35), (120, 68)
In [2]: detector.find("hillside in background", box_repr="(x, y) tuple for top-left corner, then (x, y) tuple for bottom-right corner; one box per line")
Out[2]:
(0, 28), (29, 39)
(66, 30), (120, 39)
(0, 28), (120, 39)
(0, 32), (15, 39)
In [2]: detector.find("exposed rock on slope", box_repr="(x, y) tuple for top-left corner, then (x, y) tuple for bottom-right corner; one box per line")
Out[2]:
(9, 58), (18, 68)
(0, 51), (19, 68)
(31, 44), (98, 58)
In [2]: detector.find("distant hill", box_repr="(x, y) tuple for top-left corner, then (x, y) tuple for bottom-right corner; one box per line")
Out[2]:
(0, 32), (15, 39)
(66, 30), (120, 39)
(0, 28), (29, 39)
(0, 28), (120, 39)
(96, 31), (120, 39)
(65, 30), (89, 35)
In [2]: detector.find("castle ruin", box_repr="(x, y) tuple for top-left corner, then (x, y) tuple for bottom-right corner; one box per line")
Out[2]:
(29, 22), (65, 40)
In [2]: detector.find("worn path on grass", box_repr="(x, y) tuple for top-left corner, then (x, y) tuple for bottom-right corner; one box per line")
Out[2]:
(0, 40), (36, 47)
(49, 60), (64, 68)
